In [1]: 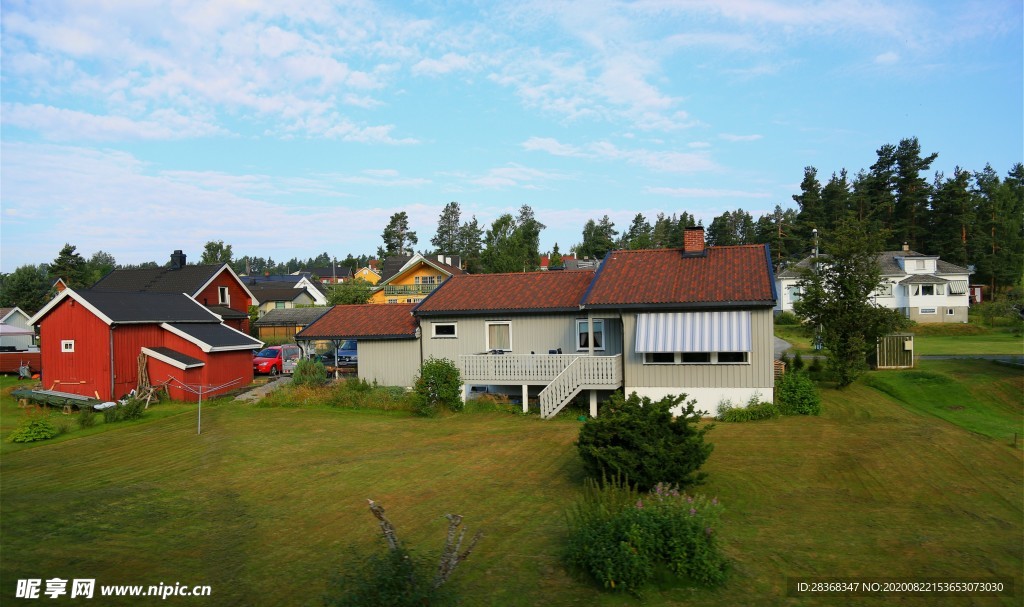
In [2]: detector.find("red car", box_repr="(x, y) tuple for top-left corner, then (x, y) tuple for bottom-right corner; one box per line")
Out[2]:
(253, 344), (301, 375)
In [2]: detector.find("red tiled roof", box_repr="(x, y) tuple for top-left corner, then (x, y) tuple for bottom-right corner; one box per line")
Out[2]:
(584, 245), (775, 307)
(295, 303), (418, 340)
(415, 270), (596, 315)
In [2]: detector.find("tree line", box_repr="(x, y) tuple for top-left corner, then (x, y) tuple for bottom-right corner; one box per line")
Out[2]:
(3, 137), (1020, 315)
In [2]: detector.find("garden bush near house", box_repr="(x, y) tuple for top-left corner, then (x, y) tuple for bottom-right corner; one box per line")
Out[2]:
(776, 370), (821, 416)
(717, 401), (780, 422)
(774, 311), (799, 325)
(565, 477), (728, 595)
(576, 392), (713, 492)
(291, 357), (328, 387)
(77, 407), (96, 429)
(8, 417), (58, 443)
(412, 357), (463, 417)
(258, 378), (413, 411)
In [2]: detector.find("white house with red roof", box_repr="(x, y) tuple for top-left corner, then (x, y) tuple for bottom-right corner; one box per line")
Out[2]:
(299, 227), (778, 418)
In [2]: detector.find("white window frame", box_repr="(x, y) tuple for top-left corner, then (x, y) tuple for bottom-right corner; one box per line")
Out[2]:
(914, 259), (926, 270)
(946, 308), (955, 316)
(642, 351), (749, 365)
(431, 322), (458, 338)
(485, 321), (512, 352)
(875, 283), (893, 297)
(61, 340), (75, 353)
(218, 286), (230, 305)
(576, 319), (605, 352)
(644, 352), (677, 365)
(920, 307), (937, 314)
(716, 352), (749, 364)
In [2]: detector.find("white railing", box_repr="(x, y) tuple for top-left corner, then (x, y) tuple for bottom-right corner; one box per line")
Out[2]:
(540, 355), (622, 419)
(459, 354), (584, 383)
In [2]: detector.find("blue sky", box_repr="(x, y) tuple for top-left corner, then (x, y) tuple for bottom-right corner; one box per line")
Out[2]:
(1, 0), (1021, 272)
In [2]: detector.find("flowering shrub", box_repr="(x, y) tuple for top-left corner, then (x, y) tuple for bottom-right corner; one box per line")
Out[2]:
(565, 477), (728, 595)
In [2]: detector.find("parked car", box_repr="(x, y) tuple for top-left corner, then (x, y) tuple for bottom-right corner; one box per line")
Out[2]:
(253, 344), (302, 375)
(318, 340), (358, 369)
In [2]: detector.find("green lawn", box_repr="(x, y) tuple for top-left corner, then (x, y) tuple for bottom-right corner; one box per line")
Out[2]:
(775, 323), (1023, 356)
(1, 364), (1021, 606)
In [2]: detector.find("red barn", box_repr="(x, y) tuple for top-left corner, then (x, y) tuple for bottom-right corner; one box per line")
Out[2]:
(29, 289), (262, 402)
(90, 250), (255, 333)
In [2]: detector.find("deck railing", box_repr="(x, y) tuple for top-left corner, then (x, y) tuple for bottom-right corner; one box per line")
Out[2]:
(459, 353), (585, 383)
(540, 355), (622, 418)
(383, 284), (439, 296)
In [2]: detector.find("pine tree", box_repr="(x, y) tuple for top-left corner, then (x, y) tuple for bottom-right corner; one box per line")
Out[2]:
(49, 243), (89, 288)
(381, 212), (418, 257)
(431, 202), (461, 256)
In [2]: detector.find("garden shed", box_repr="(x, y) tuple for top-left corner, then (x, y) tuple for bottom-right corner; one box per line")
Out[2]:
(875, 333), (914, 369)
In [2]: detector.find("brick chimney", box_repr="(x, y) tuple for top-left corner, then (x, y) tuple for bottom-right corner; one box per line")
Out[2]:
(683, 227), (705, 253)
(170, 249), (186, 269)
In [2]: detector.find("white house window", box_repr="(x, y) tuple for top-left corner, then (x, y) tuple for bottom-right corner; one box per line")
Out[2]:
(920, 307), (937, 314)
(875, 283), (893, 297)
(643, 351), (749, 365)
(486, 321), (511, 352)
(914, 260), (926, 270)
(61, 340), (75, 353)
(644, 352), (676, 364)
(681, 352), (711, 364)
(946, 308), (955, 315)
(218, 286), (230, 305)
(387, 298), (398, 304)
(576, 319), (605, 351)
(787, 286), (802, 303)
(432, 323), (457, 338)
(275, 301), (286, 309)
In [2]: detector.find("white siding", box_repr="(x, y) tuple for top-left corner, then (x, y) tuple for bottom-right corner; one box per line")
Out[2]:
(358, 339), (420, 388)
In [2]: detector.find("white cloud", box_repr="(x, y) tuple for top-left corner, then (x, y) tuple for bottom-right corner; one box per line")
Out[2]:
(1, 103), (227, 141)
(874, 51), (900, 64)
(645, 186), (771, 198)
(719, 133), (764, 142)
(523, 136), (718, 173)
(412, 53), (476, 76)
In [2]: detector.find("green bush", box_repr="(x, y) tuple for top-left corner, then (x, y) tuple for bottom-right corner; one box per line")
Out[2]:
(8, 417), (59, 443)
(565, 477), (728, 595)
(120, 397), (146, 421)
(258, 379), (414, 412)
(779, 351), (791, 369)
(54, 415), (74, 435)
(576, 392), (713, 492)
(412, 357), (463, 417)
(292, 358), (329, 387)
(776, 371), (821, 415)
(324, 545), (455, 607)
(792, 351), (805, 371)
(77, 407), (97, 429)
(775, 311), (799, 325)
(718, 401), (780, 422)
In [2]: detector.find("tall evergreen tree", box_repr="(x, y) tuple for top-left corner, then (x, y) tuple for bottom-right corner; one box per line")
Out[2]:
(892, 137), (938, 249)
(381, 211), (418, 257)
(792, 166), (824, 245)
(706, 209), (754, 246)
(925, 167), (974, 266)
(549, 243), (564, 268)
(431, 202), (462, 256)
(575, 215), (618, 259)
(458, 216), (484, 273)
(620, 213), (653, 249)
(49, 243), (89, 289)
(514, 205), (546, 271)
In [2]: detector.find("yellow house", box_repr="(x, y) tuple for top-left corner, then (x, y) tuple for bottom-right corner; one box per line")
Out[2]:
(354, 266), (381, 285)
(369, 254), (464, 304)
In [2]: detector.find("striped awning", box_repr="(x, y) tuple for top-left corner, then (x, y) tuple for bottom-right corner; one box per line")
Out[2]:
(635, 311), (751, 353)
(947, 280), (968, 295)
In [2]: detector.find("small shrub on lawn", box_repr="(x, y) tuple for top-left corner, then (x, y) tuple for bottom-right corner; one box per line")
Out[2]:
(54, 415), (74, 435)
(718, 401), (780, 422)
(258, 379), (414, 412)
(465, 393), (519, 414)
(102, 406), (122, 423)
(292, 358), (329, 387)
(792, 351), (805, 371)
(775, 311), (799, 325)
(577, 392), (713, 491)
(77, 407), (97, 429)
(120, 397), (146, 421)
(412, 357), (463, 417)
(776, 371), (821, 415)
(8, 417), (58, 443)
(565, 477), (728, 595)
(325, 545), (455, 607)
(779, 351), (791, 369)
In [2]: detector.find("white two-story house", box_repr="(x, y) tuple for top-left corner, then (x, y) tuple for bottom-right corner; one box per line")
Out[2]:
(775, 244), (972, 323)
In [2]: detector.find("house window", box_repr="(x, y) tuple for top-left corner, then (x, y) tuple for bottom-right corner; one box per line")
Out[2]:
(432, 323), (457, 338)
(644, 352), (676, 364)
(486, 321), (511, 352)
(921, 285), (934, 296)
(218, 286), (230, 305)
(717, 352), (748, 364)
(681, 352), (711, 364)
(61, 340), (75, 353)
(875, 283), (893, 297)
(274, 301), (286, 309)
(914, 260), (925, 270)
(946, 308), (955, 316)
(576, 319), (605, 351)
(387, 298), (398, 304)
(920, 307), (937, 314)
(787, 286), (802, 303)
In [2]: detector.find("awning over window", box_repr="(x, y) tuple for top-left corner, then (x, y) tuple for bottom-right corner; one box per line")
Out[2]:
(635, 311), (751, 353)
(947, 280), (968, 295)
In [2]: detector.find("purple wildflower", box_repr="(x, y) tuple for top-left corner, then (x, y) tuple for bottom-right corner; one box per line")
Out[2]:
(689, 508), (697, 517)
(635, 499), (644, 509)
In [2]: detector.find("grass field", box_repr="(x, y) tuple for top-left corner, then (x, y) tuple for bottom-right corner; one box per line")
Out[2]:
(775, 322), (1023, 356)
(1, 361), (1021, 606)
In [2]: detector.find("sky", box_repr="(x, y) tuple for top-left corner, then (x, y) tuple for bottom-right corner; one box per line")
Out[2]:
(1, 0), (1021, 272)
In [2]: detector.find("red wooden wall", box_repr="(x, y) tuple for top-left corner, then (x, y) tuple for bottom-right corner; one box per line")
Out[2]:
(38, 298), (112, 400)
(194, 269), (252, 333)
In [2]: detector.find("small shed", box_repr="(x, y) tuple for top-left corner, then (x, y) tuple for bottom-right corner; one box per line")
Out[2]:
(875, 333), (914, 369)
